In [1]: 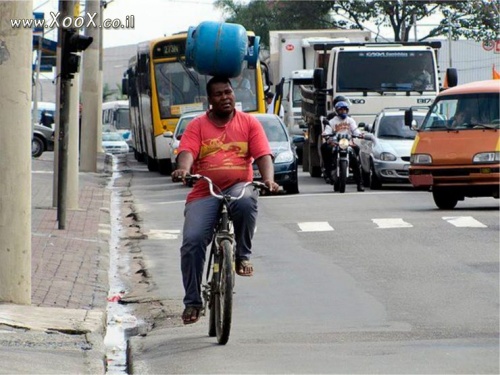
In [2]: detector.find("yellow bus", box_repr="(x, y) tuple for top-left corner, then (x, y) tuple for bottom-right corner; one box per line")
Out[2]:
(123, 31), (269, 175)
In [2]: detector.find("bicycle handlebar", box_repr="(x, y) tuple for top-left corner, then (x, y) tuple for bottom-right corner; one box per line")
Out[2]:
(176, 174), (269, 201)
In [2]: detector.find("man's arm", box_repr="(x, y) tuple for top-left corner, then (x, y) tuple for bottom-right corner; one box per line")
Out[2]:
(171, 151), (194, 181)
(255, 155), (279, 192)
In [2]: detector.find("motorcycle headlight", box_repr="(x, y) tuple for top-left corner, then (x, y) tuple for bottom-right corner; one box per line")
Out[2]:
(338, 138), (349, 149)
(274, 150), (294, 163)
(473, 152), (499, 163)
(410, 154), (432, 164)
(379, 152), (397, 161)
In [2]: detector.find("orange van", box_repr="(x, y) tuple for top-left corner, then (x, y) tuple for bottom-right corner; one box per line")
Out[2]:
(406, 79), (499, 209)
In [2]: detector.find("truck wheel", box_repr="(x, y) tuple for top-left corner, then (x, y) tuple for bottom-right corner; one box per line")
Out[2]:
(432, 189), (458, 209)
(302, 143), (309, 172)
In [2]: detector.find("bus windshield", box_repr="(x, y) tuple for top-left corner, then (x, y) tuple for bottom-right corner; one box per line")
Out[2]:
(336, 50), (436, 93)
(155, 62), (258, 117)
(155, 62), (209, 118)
(421, 93), (500, 130)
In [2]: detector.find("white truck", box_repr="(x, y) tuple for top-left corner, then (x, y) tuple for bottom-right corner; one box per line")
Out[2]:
(301, 41), (457, 177)
(269, 30), (372, 134)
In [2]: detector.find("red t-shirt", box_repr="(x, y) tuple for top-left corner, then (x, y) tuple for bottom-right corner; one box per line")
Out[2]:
(178, 110), (272, 203)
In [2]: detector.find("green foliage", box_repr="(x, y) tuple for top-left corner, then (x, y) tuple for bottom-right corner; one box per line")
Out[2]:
(215, 0), (499, 44)
(214, 0), (344, 47)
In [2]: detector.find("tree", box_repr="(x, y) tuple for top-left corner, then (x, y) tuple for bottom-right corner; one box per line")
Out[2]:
(214, 0), (341, 47)
(215, 0), (499, 45)
(331, 0), (499, 42)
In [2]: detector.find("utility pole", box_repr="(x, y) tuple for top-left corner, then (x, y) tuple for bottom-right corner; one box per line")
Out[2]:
(80, 0), (101, 172)
(0, 0), (32, 304)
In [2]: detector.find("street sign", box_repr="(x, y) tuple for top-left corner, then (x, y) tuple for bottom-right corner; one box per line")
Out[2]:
(32, 35), (57, 56)
(33, 12), (44, 33)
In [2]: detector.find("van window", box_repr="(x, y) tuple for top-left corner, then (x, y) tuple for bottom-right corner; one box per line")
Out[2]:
(421, 93), (500, 130)
(115, 108), (130, 130)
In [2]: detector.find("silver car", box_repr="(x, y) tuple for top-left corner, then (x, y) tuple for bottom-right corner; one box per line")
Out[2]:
(359, 109), (425, 189)
(163, 111), (204, 170)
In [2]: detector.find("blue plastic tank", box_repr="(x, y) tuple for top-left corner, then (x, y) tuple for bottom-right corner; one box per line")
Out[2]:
(185, 21), (259, 78)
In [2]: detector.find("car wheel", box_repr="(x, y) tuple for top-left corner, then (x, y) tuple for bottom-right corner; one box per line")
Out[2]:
(32, 136), (45, 158)
(362, 167), (370, 188)
(369, 161), (382, 190)
(432, 189), (458, 209)
(284, 181), (299, 195)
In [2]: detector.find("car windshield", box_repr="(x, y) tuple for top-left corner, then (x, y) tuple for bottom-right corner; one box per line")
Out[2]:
(257, 116), (288, 142)
(102, 133), (123, 142)
(420, 93), (500, 130)
(377, 115), (420, 139)
(175, 114), (200, 136)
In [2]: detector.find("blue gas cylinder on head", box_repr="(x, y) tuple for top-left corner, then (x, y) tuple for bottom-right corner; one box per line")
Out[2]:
(185, 21), (260, 78)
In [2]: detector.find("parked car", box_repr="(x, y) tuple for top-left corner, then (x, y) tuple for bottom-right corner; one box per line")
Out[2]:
(252, 113), (299, 194)
(31, 101), (56, 157)
(102, 131), (129, 154)
(359, 108), (425, 189)
(163, 111), (204, 171)
(32, 123), (55, 158)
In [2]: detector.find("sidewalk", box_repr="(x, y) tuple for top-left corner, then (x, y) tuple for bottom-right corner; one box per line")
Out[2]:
(0, 153), (112, 375)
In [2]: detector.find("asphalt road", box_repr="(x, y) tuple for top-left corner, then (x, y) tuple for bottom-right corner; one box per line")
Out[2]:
(117, 155), (499, 374)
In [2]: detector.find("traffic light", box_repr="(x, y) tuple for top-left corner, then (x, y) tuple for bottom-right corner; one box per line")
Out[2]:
(61, 28), (93, 80)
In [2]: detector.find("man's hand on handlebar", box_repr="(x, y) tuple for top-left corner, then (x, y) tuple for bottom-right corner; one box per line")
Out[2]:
(171, 168), (190, 183)
(263, 180), (280, 193)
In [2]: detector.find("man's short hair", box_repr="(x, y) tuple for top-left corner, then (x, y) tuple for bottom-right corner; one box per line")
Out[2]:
(206, 76), (232, 96)
(266, 91), (274, 99)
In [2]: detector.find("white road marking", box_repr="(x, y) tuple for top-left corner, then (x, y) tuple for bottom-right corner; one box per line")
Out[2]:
(442, 216), (487, 228)
(298, 222), (334, 232)
(147, 229), (181, 240)
(372, 218), (413, 229)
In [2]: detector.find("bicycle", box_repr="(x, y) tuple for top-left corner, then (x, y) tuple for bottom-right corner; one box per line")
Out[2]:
(184, 174), (268, 345)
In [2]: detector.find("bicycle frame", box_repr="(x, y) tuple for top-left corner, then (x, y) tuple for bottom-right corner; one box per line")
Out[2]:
(185, 174), (266, 345)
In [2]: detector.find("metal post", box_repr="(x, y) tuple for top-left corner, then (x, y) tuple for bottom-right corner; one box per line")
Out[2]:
(57, 77), (70, 229)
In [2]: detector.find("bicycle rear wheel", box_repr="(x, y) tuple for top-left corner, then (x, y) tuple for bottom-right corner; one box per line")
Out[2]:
(208, 250), (217, 337)
(214, 239), (234, 345)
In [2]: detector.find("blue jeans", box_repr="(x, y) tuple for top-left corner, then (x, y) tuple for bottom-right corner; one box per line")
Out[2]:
(180, 182), (258, 307)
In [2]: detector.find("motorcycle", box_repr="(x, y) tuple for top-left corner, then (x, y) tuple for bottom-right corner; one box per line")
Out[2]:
(321, 117), (373, 193)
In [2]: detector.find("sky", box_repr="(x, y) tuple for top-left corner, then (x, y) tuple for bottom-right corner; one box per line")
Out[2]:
(33, 0), (227, 48)
(32, 0), (444, 48)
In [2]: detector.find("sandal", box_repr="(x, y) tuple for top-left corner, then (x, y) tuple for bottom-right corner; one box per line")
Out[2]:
(182, 306), (201, 325)
(236, 259), (254, 277)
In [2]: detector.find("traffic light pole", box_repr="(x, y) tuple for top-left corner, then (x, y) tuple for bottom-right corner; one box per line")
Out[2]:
(57, 77), (70, 229)
(56, 1), (93, 229)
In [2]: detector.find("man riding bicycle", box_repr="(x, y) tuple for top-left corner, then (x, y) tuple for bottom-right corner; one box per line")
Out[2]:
(171, 76), (279, 325)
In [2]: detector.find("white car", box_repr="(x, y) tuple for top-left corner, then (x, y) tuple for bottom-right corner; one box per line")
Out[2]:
(102, 131), (130, 154)
(164, 111), (204, 170)
(359, 109), (426, 189)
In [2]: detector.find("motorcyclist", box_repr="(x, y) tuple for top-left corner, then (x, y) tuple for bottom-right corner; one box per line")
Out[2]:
(320, 101), (365, 192)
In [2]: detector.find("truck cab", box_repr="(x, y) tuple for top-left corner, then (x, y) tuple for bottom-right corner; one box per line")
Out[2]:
(283, 69), (313, 134)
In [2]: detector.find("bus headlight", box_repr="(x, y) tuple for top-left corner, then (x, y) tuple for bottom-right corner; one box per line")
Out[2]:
(473, 152), (499, 163)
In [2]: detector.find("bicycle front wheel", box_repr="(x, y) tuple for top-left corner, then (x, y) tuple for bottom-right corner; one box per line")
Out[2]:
(214, 239), (234, 345)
